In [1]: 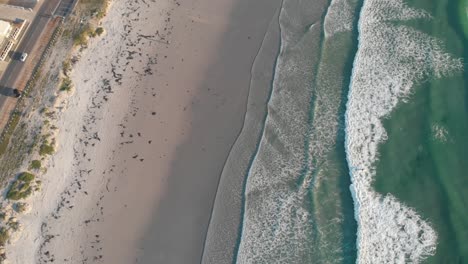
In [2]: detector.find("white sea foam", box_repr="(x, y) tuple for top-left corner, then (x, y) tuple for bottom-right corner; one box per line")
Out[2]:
(432, 123), (449, 142)
(236, 2), (318, 261)
(324, 0), (356, 37)
(236, 0), (358, 262)
(345, 0), (463, 263)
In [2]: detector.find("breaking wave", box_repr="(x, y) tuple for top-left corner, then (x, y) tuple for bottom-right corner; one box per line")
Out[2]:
(236, 0), (358, 262)
(324, 0), (356, 37)
(345, 0), (463, 263)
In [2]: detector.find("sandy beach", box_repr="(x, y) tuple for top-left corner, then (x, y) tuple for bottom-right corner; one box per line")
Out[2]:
(4, 0), (282, 263)
(1, 0), (464, 262)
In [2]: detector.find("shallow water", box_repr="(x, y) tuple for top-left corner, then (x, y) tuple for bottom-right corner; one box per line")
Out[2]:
(374, 0), (468, 262)
(235, 0), (359, 262)
(344, 0), (464, 262)
(207, 0), (467, 262)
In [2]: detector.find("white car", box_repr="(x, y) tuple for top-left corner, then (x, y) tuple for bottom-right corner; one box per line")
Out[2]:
(20, 52), (28, 62)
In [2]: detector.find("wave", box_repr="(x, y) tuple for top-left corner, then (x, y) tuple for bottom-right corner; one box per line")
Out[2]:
(201, 5), (282, 263)
(345, 0), (463, 262)
(324, 0), (356, 38)
(235, 0), (321, 260)
(235, 0), (359, 262)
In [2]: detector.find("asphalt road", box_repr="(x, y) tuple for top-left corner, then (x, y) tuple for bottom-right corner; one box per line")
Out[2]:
(0, 0), (62, 110)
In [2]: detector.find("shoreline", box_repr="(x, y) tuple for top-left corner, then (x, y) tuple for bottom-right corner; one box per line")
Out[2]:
(201, 4), (281, 263)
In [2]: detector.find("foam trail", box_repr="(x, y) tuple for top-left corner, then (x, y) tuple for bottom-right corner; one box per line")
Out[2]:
(324, 0), (355, 38)
(345, 0), (463, 262)
(235, 0), (323, 259)
(236, 0), (358, 262)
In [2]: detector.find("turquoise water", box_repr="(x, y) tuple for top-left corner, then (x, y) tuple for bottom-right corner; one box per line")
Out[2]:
(374, 0), (468, 262)
(222, 0), (467, 263)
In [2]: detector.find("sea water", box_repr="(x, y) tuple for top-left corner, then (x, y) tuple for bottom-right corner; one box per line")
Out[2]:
(372, 0), (468, 262)
(345, 0), (463, 262)
(231, 0), (467, 263)
(236, 0), (360, 262)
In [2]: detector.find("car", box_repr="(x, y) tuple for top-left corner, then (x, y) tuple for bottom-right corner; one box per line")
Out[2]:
(13, 89), (22, 98)
(20, 52), (28, 62)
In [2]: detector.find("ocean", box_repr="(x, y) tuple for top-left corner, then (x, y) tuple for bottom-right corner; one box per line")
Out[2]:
(373, 0), (468, 262)
(204, 0), (467, 263)
(235, 0), (360, 262)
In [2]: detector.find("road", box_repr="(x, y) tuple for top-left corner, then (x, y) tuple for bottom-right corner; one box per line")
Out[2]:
(0, 0), (62, 110)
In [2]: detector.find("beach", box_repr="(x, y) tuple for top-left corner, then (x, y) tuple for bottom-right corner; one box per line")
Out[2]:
(5, 0), (282, 263)
(1, 0), (466, 262)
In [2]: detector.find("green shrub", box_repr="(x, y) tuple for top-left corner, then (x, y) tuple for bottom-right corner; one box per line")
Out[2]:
(18, 172), (35, 182)
(39, 142), (54, 156)
(92, 0), (109, 19)
(6, 189), (18, 200)
(29, 160), (41, 170)
(62, 60), (71, 74)
(73, 34), (86, 46)
(15, 202), (27, 213)
(88, 29), (96, 38)
(8, 220), (20, 231)
(0, 227), (9, 246)
(7, 219), (20, 231)
(6, 180), (19, 199)
(73, 30), (88, 46)
(73, 24), (94, 46)
(6, 187), (31, 200)
(95, 27), (104, 36)
(6, 172), (36, 200)
(62, 28), (71, 38)
(60, 77), (73, 92)
(18, 181), (30, 192)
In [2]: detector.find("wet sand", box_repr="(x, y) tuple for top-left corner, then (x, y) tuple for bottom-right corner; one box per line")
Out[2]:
(201, 6), (281, 263)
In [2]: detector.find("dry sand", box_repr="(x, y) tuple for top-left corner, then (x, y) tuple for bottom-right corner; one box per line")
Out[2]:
(5, 0), (282, 263)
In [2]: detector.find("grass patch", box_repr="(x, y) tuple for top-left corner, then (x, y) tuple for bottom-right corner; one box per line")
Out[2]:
(73, 32), (87, 46)
(28, 134), (40, 151)
(34, 180), (42, 191)
(95, 27), (104, 36)
(14, 202), (26, 214)
(8, 219), (20, 231)
(62, 28), (72, 38)
(0, 227), (9, 246)
(79, 0), (109, 19)
(73, 25), (91, 46)
(39, 141), (54, 156)
(6, 172), (35, 200)
(18, 172), (34, 182)
(95, 6), (108, 19)
(73, 24), (98, 46)
(60, 77), (73, 92)
(0, 112), (21, 157)
(62, 60), (71, 75)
